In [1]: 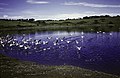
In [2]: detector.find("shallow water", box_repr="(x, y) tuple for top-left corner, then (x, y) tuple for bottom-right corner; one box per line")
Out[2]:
(0, 31), (120, 75)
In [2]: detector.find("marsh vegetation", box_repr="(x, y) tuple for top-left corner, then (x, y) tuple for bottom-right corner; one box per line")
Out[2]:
(0, 15), (120, 32)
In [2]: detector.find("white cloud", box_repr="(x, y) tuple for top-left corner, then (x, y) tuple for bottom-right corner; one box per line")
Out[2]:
(40, 13), (120, 20)
(26, 0), (49, 4)
(0, 12), (119, 20)
(0, 7), (11, 11)
(0, 15), (25, 19)
(0, 7), (4, 10)
(64, 2), (120, 8)
(22, 10), (35, 14)
(0, 3), (8, 5)
(49, 13), (120, 20)
(23, 13), (120, 20)
(3, 15), (8, 18)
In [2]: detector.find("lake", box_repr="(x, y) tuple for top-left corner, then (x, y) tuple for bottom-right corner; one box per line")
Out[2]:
(0, 31), (120, 75)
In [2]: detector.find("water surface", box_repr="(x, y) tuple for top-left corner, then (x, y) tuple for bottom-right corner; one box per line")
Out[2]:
(0, 31), (120, 75)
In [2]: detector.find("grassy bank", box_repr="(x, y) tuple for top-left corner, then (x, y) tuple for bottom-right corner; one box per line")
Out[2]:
(0, 54), (119, 78)
(0, 16), (120, 32)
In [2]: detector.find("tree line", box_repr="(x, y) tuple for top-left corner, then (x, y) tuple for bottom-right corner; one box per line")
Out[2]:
(0, 18), (35, 22)
(0, 15), (119, 22)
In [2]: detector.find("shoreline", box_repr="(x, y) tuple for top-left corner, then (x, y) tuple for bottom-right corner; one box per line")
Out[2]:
(0, 54), (119, 78)
(0, 16), (120, 33)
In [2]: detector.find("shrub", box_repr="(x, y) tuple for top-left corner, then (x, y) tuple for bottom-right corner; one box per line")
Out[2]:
(108, 21), (114, 24)
(77, 21), (87, 24)
(93, 20), (100, 24)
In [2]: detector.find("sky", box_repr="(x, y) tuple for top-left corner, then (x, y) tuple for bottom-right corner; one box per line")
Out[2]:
(0, 0), (120, 20)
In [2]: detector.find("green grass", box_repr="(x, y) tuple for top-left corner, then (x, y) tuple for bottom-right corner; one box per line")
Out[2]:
(0, 20), (36, 28)
(45, 17), (120, 26)
(0, 54), (120, 78)
(0, 16), (120, 32)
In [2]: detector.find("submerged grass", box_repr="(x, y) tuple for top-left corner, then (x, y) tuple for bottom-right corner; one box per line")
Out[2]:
(0, 54), (119, 78)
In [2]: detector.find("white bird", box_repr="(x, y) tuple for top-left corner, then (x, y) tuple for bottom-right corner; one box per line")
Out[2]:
(97, 31), (99, 34)
(53, 39), (59, 45)
(109, 33), (113, 36)
(70, 33), (73, 36)
(13, 39), (17, 41)
(23, 34), (26, 36)
(43, 48), (47, 51)
(8, 40), (12, 43)
(6, 35), (10, 38)
(76, 46), (82, 50)
(19, 45), (24, 48)
(34, 47), (37, 50)
(35, 42), (39, 45)
(75, 40), (79, 44)
(27, 38), (32, 41)
(31, 41), (34, 44)
(103, 32), (105, 34)
(56, 37), (59, 40)
(81, 36), (84, 39)
(12, 41), (15, 44)
(42, 41), (46, 45)
(22, 39), (28, 44)
(0, 41), (3, 44)
(42, 41), (48, 45)
(47, 47), (51, 50)
(47, 37), (52, 40)
(81, 32), (84, 35)
(45, 41), (48, 44)
(66, 40), (70, 44)
(9, 44), (14, 47)
(1, 44), (5, 47)
(23, 41), (28, 44)
(91, 29), (93, 31)
(53, 42), (57, 46)
(60, 39), (64, 42)
(35, 40), (41, 45)
(24, 45), (30, 50)
(15, 43), (19, 46)
(24, 46), (28, 49)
